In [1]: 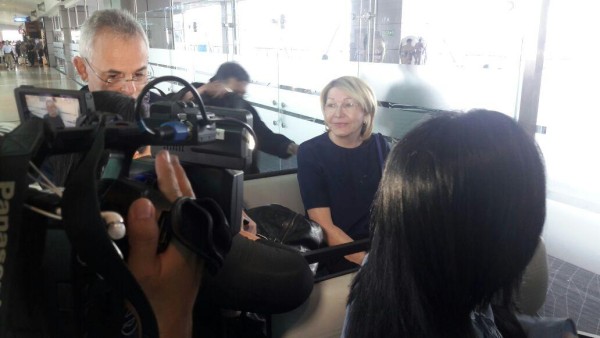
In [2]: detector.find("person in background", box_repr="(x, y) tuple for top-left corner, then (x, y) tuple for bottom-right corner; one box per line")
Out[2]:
(0, 41), (4, 67)
(2, 41), (14, 70)
(400, 38), (415, 64)
(373, 31), (386, 63)
(297, 76), (389, 271)
(187, 62), (299, 174)
(414, 37), (426, 65)
(343, 110), (577, 338)
(19, 40), (28, 66)
(43, 98), (65, 128)
(15, 41), (21, 59)
(35, 38), (44, 66)
(26, 39), (36, 66)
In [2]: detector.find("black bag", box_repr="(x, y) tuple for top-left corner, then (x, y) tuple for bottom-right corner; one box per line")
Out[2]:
(246, 204), (324, 253)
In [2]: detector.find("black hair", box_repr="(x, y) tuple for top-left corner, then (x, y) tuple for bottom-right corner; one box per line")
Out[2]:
(346, 110), (546, 338)
(209, 62), (250, 83)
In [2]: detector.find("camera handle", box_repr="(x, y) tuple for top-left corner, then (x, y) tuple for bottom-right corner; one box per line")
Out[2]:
(134, 76), (209, 139)
(62, 126), (159, 338)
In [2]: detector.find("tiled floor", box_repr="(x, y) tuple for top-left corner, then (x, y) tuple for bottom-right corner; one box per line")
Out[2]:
(542, 255), (600, 335)
(0, 65), (80, 125)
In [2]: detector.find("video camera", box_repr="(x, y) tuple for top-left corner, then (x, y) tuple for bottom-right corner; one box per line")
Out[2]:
(0, 76), (255, 338)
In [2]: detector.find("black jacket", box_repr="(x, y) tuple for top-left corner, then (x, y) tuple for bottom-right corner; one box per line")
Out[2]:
(186, 83), (294, 158)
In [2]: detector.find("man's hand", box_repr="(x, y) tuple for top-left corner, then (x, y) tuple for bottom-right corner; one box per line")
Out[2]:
(155, 150), (194, 202)
(241, 210), (257, 235)
(126, 150), (200, 338)
(286, 142), (299, 155)
(238, 211), (259, 241)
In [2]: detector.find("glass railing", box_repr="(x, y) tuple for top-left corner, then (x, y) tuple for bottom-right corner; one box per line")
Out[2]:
(141, 0), (530, 174)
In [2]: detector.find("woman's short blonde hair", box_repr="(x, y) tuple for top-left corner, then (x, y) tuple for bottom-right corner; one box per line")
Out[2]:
(320, 76), (377, 140)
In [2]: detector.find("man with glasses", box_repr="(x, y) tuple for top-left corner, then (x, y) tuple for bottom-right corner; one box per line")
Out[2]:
(72, 10), (198, 335)
(38, 11), (147, 185)
(70, 9), (312, 337)
(73, 9), (156, 157)
(73, 9), (150, 99)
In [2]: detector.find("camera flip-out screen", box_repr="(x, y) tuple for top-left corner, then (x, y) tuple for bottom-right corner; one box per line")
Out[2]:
(15, 86), (95, 128)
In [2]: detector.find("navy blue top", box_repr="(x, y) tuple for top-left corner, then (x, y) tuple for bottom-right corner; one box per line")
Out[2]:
(297, 132), (389, 239)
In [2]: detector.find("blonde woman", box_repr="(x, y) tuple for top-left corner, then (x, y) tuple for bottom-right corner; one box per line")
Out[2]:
(297, 76), (389, 270)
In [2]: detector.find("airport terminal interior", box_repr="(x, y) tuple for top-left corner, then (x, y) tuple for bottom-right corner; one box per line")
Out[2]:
(0, 0), (599, 337)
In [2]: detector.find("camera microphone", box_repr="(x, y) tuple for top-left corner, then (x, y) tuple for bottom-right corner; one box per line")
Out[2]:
(157, 121), (191, 141)
(91, 91), (137, 121)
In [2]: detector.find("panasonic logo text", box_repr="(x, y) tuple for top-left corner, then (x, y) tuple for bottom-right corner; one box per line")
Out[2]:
(0, 181), (15, 309)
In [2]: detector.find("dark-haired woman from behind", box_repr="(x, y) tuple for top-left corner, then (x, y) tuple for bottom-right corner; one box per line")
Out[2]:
(343, 110), (577, 338)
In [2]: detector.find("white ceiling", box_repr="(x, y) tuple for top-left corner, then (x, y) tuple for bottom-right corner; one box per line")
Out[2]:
(0, 0), (64, 27)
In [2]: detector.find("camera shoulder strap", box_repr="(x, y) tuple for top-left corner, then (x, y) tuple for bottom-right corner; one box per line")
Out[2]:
(0, 119), (48, 337)
(62, 126), (159, 338)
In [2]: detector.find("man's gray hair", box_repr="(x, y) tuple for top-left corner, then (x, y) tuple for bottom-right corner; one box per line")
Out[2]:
(79, 9), (148, 59)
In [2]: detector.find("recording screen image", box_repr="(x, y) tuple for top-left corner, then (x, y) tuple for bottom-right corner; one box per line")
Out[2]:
(24, 94), (81, 128)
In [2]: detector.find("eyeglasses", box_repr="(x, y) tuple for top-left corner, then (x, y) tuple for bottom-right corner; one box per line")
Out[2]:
(83, 58), (152, 87)
(324, 101), (360, 113)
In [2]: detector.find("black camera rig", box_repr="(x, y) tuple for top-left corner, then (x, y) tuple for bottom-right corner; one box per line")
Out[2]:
(0, 76), (255, 338)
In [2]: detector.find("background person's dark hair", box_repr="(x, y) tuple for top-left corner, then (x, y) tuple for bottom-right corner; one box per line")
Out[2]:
(209, 62), (250, 82)
(346, 110), (546, 338)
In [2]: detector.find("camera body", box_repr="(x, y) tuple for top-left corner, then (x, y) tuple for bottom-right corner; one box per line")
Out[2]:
(147, 100), (254, 171)
(12, 83), (253, 231)
(1, 78), (253, 337)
